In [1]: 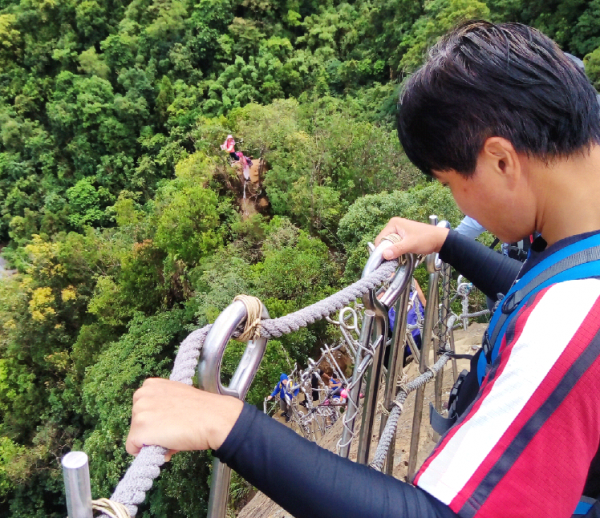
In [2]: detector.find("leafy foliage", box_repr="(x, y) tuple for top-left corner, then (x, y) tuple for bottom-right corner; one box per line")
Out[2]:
(0, 0), (596, 515)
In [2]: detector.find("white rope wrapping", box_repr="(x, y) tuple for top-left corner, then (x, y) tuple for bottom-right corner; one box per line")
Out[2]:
(233, 295), (263, 341)
(92, 498), (131, 518)
(100, 259), (398, 517)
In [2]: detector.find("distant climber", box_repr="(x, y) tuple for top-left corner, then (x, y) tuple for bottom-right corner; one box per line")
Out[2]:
(300, 369), (324, 408)
(221, 135), (253, 181)
(267, 373), (298, 422)
(311, 369), (323, 402)
(320, 373), (347, 405)
(221, 134), (238, 161)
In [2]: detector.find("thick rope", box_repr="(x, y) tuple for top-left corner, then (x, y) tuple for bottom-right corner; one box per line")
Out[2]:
(369, 353), (450, 472)
(233, 295), (263, 341)
(101, 259), (398, 517)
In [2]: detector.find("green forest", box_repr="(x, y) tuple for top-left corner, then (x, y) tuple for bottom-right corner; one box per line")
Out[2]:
(0, 0), (599, 515)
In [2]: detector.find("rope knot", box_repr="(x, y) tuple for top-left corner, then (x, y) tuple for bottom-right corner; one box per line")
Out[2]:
(381, 233), (407, 264)
(378, 401), (391, 417)
(93, 498), (131, 518)
(396, 373), (410, 394)
(233, 295), (264, 342)
(381, 233), (403, 245)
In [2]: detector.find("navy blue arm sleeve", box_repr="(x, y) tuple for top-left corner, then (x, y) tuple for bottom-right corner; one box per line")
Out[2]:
(215, 403), (458, 518)
(439, 230), (522, 300)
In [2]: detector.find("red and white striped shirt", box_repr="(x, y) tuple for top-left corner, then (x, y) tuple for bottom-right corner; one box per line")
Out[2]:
(416, 279), (600, 517)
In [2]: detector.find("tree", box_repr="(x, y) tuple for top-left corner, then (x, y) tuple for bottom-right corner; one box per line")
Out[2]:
(399, 0), (491, 72)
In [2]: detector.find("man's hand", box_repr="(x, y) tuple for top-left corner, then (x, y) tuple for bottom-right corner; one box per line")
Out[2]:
(375, 217), (450, 260)
(126, 379), (243, 460)
(267, 395), (273, 401)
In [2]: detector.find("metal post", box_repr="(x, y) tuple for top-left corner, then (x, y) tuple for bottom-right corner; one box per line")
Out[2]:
(199, 300), (270, 518)
(447, 314), (459, 382)
(356, 309), (387, 465)
(407, 214), (442, 481)
(339, 310), (375, 458)
(407, 270), (439, 480)
(354, 242), (412, 465)
(62, 451), (93, 518)
(433, 224), (452, 441)
(435, 241), (452, 420)
(380, 285), (411, 475)
(431, 285), (442, 443)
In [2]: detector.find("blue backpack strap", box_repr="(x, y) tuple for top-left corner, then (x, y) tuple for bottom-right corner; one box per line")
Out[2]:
(477, 233), (600, 383)
(573, 497), (598, 516)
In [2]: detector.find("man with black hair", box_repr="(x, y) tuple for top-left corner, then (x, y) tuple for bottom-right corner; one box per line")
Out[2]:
(125, 21), (600, 518)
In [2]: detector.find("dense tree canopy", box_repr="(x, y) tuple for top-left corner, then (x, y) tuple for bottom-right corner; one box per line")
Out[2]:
(0, 0), (598, 515)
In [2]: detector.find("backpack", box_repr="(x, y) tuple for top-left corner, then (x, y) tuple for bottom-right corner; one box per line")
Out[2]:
(429, 232), (600, 515)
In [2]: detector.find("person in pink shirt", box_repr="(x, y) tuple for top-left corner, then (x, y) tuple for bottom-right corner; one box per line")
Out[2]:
(221, 135), (252, 181)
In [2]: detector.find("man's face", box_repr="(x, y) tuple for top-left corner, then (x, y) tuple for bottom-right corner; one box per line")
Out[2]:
(282, 379), (288, 385)
(433, 152), (536, 243)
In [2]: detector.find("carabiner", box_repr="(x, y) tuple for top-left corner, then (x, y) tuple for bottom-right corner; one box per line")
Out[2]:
(199, 299), (270, 518)
(361, 242), (414, 311)
(197, 299), (270, 400)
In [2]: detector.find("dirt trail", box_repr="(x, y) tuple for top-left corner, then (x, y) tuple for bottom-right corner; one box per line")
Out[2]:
(238, 323), (487, 518)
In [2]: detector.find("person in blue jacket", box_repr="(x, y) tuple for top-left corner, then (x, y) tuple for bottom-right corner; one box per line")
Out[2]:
(267, 374), (298, 422)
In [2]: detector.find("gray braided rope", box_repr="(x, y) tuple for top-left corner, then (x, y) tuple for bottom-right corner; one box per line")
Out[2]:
(370, 353), (451, 472)
(103, 259), (398, 517)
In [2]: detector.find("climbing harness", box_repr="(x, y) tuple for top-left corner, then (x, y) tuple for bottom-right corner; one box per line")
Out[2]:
(427, 232), (600, 517)
(430, 232), (600, 439)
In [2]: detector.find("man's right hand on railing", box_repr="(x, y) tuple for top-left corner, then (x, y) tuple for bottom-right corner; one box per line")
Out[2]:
(374, 218), (450, 261)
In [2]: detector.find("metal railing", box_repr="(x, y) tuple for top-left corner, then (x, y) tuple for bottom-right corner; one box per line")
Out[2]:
(62, 215), (488, 516)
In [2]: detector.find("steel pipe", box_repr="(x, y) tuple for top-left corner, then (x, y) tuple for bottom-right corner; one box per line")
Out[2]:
(339, 309), (376, 458)
(355, 240), (408, 465)
(62, 451), (93, 518)
(199, 299), (270, 518)
(380, 284), (411, 474)
(407, 216), (449, 480)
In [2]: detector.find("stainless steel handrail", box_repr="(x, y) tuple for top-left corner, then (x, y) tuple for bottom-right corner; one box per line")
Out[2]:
(62, 451), (93, 518)
(407, 217), (452, 479)
(199, 299), (270, 518)
(355, 240), (412, 465)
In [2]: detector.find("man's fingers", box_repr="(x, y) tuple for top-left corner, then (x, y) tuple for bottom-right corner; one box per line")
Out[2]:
(383, 241), (407, 260)
(126, 433), (143, 456)
(164, 450), (179, 462)
(132, 388), (143, 405)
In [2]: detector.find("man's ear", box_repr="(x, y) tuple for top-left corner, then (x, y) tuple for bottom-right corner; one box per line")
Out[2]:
(480, 137), (521, 185)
